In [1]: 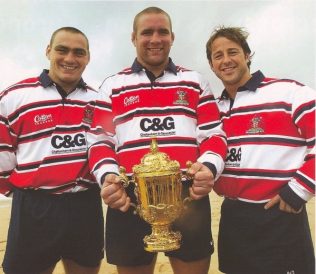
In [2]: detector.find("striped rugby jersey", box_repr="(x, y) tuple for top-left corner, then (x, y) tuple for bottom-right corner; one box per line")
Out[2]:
(215, 70), (315, 210)
(95, 59), (227, 178)
(0, 70), (116, 195)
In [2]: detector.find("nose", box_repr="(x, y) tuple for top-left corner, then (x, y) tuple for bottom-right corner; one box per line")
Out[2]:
(222, 53), (231, 64)
(63, 52), (76, 63)
(150, 32), (162, 43)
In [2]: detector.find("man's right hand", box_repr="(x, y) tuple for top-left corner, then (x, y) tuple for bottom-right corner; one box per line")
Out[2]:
(100, 173), (131, 212)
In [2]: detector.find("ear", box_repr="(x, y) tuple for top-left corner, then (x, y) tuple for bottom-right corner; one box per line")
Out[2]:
(131, 32), (136, 47)
(171, 32), (175, 45)
(245, 53), (250, 62)
(208, 59), (214, 71)
(46, 45), (51, 60)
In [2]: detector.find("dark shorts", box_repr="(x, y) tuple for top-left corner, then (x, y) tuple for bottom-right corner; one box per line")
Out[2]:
(218, 198), (315, 274)
(105, 184), (213, 266)
(2, 187), (104, 274)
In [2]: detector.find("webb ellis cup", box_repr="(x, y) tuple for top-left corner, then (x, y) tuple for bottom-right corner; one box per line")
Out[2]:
(119, 138), (191, 252)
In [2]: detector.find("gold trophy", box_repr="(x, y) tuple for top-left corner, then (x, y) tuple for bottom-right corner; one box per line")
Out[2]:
(119, 138), (192, 252)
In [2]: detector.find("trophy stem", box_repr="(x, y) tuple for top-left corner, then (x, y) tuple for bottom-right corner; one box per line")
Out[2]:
(144, 224), (182, 252)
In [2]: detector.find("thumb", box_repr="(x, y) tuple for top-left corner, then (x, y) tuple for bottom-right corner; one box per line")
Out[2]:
(264, 195), (280, 210)
(188, 162), (203, 175)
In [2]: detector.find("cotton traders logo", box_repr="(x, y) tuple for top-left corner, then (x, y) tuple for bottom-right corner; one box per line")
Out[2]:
(124, 95), (140, 106)
(34, 114), (53, 125)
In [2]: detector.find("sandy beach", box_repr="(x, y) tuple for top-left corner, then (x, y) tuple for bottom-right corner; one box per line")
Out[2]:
(0, 192), (314, 274)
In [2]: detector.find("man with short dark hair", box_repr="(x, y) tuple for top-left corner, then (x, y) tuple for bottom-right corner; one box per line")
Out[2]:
(0, 27), (109, 274)
(99, 7), (227, 274)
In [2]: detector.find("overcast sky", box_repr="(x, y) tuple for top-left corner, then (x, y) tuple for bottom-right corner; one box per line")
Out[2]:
(0, 0), (315, 96)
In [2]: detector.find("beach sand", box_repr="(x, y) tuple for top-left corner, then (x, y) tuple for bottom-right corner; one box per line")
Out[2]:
(0, 192), (314, 274)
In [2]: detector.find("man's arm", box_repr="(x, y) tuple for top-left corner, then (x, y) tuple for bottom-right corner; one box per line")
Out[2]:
(0, 93), (17, 196)
(266, 84), (315, 212)
(190, 75), (227, 199)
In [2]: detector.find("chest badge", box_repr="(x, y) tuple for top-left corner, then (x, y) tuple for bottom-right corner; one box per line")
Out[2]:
(173, 90), (189, 106)
(246, 116), (264, 134)
(83, 105), (94, 124)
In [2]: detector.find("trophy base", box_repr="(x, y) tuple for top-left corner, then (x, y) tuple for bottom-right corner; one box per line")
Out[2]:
(143, 226), (182, 252)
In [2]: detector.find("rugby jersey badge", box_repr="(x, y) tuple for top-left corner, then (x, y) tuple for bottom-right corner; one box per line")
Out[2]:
(83, 105), (94, 124)
(246, 116), (264, 134)
(173, 90), (189, 105)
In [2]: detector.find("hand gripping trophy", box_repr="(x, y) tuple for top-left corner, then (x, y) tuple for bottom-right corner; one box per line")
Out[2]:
(119, 138), (192, 252)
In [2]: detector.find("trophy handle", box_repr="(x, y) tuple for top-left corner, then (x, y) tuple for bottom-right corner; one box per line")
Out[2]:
(118, 166), (132, 188)
(118, 166), (139, 215)
(181, 161), (193, 206)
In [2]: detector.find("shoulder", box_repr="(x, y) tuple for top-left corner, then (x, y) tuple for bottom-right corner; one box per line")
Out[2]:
(1, 76), (41, 99)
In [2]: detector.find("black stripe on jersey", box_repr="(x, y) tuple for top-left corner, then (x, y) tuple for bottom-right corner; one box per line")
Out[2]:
(1, 81), (42, 99)
(8, 100), (62, 122)
(0, 170), (11, 177)
(304, 154), (315, 161)
(199, 122), (221, 131)
(0, 144), (15, 152)
(112, 81), (202, 95)
(259, 79), (304, 88)
(0, 115), (8, 124)
(293, 100), (315, 123)
(95, 100), (112, 111)
(16, 154), (87, 171)
(18, 125), (87, 143)
(117, 138), (197, 152)
(228, 136), (306, 146)
(90, 140), (115, 150)
(9, 100), (91, 123)
(199, 95), (215, 104)
(223, 169), (295, 178)
(93, 158), (118, 172)
(294, 172), (315, 191)
(230, 102), (291, 115)
(115, 107), (196, 124)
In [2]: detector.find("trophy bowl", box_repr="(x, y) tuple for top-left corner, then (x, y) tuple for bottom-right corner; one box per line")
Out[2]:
(119, 138), (191, 252)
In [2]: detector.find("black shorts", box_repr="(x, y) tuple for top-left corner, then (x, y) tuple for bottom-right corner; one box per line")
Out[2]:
(2, 187), (104, 274)
(218, 198), (315, 274)
(105, 184), (214, 266)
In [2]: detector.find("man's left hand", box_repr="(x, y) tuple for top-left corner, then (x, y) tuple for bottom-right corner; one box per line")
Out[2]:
(264, 194), (303, 214)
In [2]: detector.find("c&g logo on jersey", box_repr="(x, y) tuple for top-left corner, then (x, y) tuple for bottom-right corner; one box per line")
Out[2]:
(51, 133), (87, 154)
(140, 117), (175, 132)
(139, 117), (176, 137)
(225, 146), (242, 168)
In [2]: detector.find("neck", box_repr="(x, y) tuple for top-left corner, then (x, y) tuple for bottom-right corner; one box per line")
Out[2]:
(225, 73), (252, 99)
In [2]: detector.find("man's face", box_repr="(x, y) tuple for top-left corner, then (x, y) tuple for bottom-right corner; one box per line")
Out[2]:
(210, 37), (250, 89)
(132, 12), (174, 74)
(46, 30), (90, 91)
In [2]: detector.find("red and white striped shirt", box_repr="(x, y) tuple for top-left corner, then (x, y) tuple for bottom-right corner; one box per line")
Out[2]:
(215, 70), (315, 209)
(94, 59), (227, 178)
(0, 70), (115, 195)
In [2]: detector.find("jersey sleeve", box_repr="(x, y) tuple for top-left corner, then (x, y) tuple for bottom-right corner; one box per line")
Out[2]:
(86, 85), (119, 187)
(196, 75), (227, 179)
(0, 92), (17, 196)
(279, 83), (315, 210)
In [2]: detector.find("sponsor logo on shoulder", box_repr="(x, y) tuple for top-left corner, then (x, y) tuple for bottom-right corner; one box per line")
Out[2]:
(34, 114), (53, 125)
